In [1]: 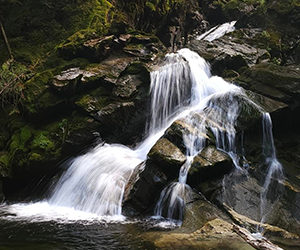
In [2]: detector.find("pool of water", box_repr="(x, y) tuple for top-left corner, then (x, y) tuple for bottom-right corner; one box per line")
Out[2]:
(0, 203), (153, 250)
(0, 202), (298, 250)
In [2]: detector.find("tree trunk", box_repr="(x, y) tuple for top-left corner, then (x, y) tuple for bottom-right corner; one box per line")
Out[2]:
(0, 18), (13, 60)
(233, 224), (284, 250)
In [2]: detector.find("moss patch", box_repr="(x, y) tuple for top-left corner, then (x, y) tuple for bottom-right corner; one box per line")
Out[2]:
(0, 0), (113, 66)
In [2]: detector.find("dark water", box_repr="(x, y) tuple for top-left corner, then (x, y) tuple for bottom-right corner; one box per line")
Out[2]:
(0, 217), (151, 250)
(0, 203), (299, 250)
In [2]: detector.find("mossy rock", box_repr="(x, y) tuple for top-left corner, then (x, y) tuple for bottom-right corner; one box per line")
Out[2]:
(58, 34), (120, 62)
(63, 112), (100, 155)
(268, 0), (300, 16)
(2, 120), (66, 178)
(22, 71), (68, 121)
(75, 90), (110, 116)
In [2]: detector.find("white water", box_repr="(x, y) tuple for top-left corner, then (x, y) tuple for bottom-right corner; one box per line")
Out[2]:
(49, 144), (142, 216)
(259, 113), (284, 230)
(152, 50), (266, 223)
(1, 49), (203, 221)
(1, 48), (282, 226)
(197, 21), (237, 42)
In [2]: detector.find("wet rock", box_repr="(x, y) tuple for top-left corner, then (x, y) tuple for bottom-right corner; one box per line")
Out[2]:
(199, 162), (300, 238)
(148, 138), (187, 178)
(128, 34), (159, 45)
(52, 68), (83, 97)
(62, 112), (100, 156)
(96, 101), (135, 126)
(223, 204), (300, 246)
(74, 87), (111, 116)
(148, 218), (254, 250)
(123, 160), (167, 215)
(164, 119), (202, 153)
(52, 56), (136, 97)
(84, 35), (120, 61)
(188, 33), (268, 75)
(188, 145), (233, 187)
(236, 64), (300, 107)
(112, 74), (142, 99)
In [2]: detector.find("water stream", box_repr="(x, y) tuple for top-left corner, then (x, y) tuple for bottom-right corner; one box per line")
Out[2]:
(0, 48), (283, 238)
(258, 113), (284, 231)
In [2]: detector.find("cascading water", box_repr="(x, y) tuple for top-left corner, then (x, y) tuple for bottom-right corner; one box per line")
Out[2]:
(1, 48), (283, 230)
(151, 50), (263, 223)
(258, 113), (284, 230)
(151, 49), (284, 228)
(49, 144), (142, 216)
(47, 51), (197, 218)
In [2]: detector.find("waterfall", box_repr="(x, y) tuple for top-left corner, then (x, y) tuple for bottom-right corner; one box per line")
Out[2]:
(151, 50), (261, 223)
(258, 113), (284, 230)
(151, 50), (283, 226)
(49, 144), (142, 216)
(2, 48), (283, 226)
(48, 49), (201, 218)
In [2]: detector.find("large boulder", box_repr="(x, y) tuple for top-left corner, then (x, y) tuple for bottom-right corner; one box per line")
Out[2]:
(236, 64), (300, 107)
(21, 71), (69, 122)
(188, 145), (232, 188)
(145, 217), (254, 250)
(188, 32), (268, 75)
(123, 160), (167, 215)
(148, 138), (187, 178)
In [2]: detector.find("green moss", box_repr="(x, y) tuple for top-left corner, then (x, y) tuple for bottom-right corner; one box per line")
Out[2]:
(125, 61), (147, 74)
(57, 29), (98, 51)
(22, 70), (65, 116)
(9, 132), (22, 151)
(146, 2), (156, 11)
(8, 124), (34, 152)
(247, 29), (281, 59)
(76, 94), (108, 111)
(32, 132), (54, 152)
(268, 0), (300, 15)
(0, 154), (10, 168)
(24, 71), (53, 95)
(20, 126), (33, 146)
(0, 0), (114, 67)
(28, 153), (43, 162)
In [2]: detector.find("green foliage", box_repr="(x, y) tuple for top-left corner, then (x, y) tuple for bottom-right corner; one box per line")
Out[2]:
(0, 0), (113, 65)
(146, 1), (156, 11)
(268, 0), (300, 15)
(32, 132), (54, 152)
(20, 126), (33, 146)
(0, 60), (32, 108)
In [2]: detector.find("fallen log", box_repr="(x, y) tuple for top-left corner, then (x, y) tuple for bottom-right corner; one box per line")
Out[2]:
(233, 224), (283, 250)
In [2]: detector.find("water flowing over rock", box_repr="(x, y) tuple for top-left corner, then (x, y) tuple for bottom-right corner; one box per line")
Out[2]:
(1, 44), (299, 249)
(123, 48), (286, 231)
(49, 144), (142, 216)
(1, 2), (300, 249)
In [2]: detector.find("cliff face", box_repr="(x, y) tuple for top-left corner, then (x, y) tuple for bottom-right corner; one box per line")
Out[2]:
(0, 0), (300, 243)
